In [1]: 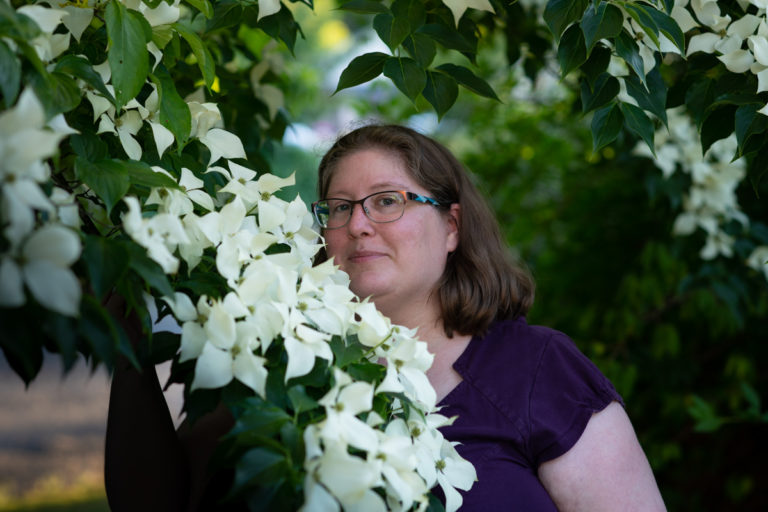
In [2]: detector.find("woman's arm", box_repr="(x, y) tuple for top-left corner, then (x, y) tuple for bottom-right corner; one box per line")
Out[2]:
(538, 401), (666, 512)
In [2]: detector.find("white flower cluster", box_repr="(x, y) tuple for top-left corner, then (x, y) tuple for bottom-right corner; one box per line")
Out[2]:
(682, 0), (768, 115)
(124, 159), (476, 510)
(634, 107), (768, 274)
(0, 40), (80, 315)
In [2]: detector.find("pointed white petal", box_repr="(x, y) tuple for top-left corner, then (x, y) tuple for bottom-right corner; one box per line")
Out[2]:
(192, 343), (233, 390)
(23, 260), (81, 316)
(0, 258), (25, 307)
(23, 224), (81, 266)
(149, 121), (175, 158)
(257, 0), (281, 20)
(200, 128), (246, 165)
(284, 336), (317, 381)
(233, 351), (268, 397)
(180, 321), (207, 361)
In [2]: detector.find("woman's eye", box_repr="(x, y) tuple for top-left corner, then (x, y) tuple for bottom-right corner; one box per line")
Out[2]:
(376, 195), (398, 207)
(333, 202), (351, 213)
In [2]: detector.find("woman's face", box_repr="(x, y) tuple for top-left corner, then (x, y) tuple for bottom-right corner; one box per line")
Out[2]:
(323, 148), (459, 320)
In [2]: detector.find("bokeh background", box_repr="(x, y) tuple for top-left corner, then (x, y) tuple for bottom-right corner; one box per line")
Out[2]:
(2, 0), (766, 510)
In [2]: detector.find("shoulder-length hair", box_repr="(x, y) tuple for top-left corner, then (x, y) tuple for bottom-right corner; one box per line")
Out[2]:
(316, 124), (534, 337)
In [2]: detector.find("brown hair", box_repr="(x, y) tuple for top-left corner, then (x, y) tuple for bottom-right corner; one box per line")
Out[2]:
(317, 124), (534, 337)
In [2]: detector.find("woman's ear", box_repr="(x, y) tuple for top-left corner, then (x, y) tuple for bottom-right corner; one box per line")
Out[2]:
(446, 203), (460, 253)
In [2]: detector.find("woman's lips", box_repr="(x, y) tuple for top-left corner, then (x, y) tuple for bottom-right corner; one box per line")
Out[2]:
(348, 250), (385, 263)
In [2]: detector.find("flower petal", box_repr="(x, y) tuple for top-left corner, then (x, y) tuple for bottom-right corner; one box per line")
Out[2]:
(192, 343), (233, 390)
(0, 257), (25, 307)
(23, 260), (81, 316)
(23, 224), (81, 266)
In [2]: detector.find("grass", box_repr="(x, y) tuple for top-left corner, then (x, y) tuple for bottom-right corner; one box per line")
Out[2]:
(0, 474), (109, 512)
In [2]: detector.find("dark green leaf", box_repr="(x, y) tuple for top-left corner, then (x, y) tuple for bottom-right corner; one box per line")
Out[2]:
(591, 102), (624, 151)
(646, 4), (685, 54)
(231, 397), (292, 436)
(101, 159), (179, 190)
(391, 0), (426, 33)
(416, 23), (475, 53)
(347, 361), (385, 382)
(128, 243), (175, 298)
(338, 0), (389, 13)
(28, 71), (81, 118)
(334, 52), (389, 93)
(0, 309), (44, 385)
(615, 30), (646, 85)
(0, 39), (21, 105)
(287, 385), (319, 414)
(620, 102), (656, 155)
(423, 70), (458, 119)
(403, 32), (437, 68)
(206, 1), (243, 32)
(373, 12), (410, 50)
(106, 1), (151, 108)
(580, 73), (620, 113)
(688, 395), (723, 432)
(233, 447), (287, 491)
(329, 336), (365, 368)
(55, 54), (116, 107)
(74, 157), (131, 215)
(0, 3), (41, 40)
(383, 56), (426, 102)
(184, 0), (214, 18)
(84, 236), (130, 300)
(625, 66), (668, 125)
(173, 23), (216, 90)
(434, 63), (499, 100)
(78, 295), (119, 369)
(623, 1), (660, 48)
(257, 6), (301, 53)
(581, 3), (623, 55)
(734, 104), (768, 156)
(150, 65), (192, 149)
(543, 0), (589, 42)
(557, 24), (587, 77)
(70, 132), (109, 162)
(581, 45), (612, 88)
(701, 105), (736, 155)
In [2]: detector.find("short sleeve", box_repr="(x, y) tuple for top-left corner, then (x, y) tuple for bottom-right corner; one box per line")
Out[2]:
(527, 333), (622, 466)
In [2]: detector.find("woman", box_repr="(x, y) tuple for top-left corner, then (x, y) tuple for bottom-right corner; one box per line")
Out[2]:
(313, 124), (666, 511)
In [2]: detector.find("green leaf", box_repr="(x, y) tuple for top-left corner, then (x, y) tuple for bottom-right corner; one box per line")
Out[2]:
(232, 397), (292, 436)
(646, 4), (685, 54)
(338, 0), (389, 13)
(334, 52), (389, 93)
(700, 105), (736, 155)
(70, 132), (109, 162)
(622, 1), (660, 48)
(391, 0), (426, 33)
(106, 0), (151, 108)
(78, 294), (119, 370)
(580, 3), (623, 55)
(373, 12), (410, 50)
(615, 30), (646, 85)
(233, 447), (287, 491)
(543, 0), (589, 42)
(416, 23), (475, 53)
(257, 6), (301, 54)
(55, 54), (116, 107)
(625, 66), (668, 125)
(74, 157), (131, 215)
(557, 24), (587, 77)
(383, 57), (426, 102)
(423, 70), (458, 120)
(173, 23), (216, 90)
(206, 1), (243, 32)
(0, 309), (44, 385)
(0, 39), (21, 105)
(287, 385), (319, 414)
(150, 65), (192, 149)
(84, 236), (130, 300)
(591, 102), (624, 151)
(688, 395), (723, 432)
(581, 44), (612, 88)
(151, 25), (175, 50)
(434, 63), (499, 100)
(127, 243), (175, 297)
(103, 159), (179, 190)
(620, 102), (656, 155)
(734, 104), (768, 156)
(580, 72), (620, 113)
(28, 71), (81, 118)
(329, 336), (365, 368)
(184, 0), (214, 18)
(403, 32), (437, 68)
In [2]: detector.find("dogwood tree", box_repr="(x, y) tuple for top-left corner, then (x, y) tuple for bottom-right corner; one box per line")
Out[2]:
(0, 0), (766, 509)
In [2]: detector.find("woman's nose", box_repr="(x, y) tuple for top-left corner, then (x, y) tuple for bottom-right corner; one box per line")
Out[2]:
(347, 202), (372, 236)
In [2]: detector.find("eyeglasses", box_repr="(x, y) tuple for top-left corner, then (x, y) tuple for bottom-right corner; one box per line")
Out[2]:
(312, 190), (442, 229)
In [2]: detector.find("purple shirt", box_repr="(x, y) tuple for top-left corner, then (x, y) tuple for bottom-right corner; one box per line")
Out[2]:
(438, 317), (623, 510)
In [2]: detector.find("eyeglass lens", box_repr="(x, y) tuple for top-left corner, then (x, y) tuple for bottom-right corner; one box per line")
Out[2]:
(315, 191), (407, 228)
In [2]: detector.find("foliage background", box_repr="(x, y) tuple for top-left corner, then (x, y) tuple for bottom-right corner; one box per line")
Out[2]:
(1, 0), (767, 509)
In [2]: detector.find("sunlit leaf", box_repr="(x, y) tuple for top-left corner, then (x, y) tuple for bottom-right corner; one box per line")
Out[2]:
(105, 1), (151, 108)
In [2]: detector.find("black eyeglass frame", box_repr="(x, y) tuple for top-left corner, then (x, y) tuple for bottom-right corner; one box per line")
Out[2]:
(312, 190), (442, 229)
